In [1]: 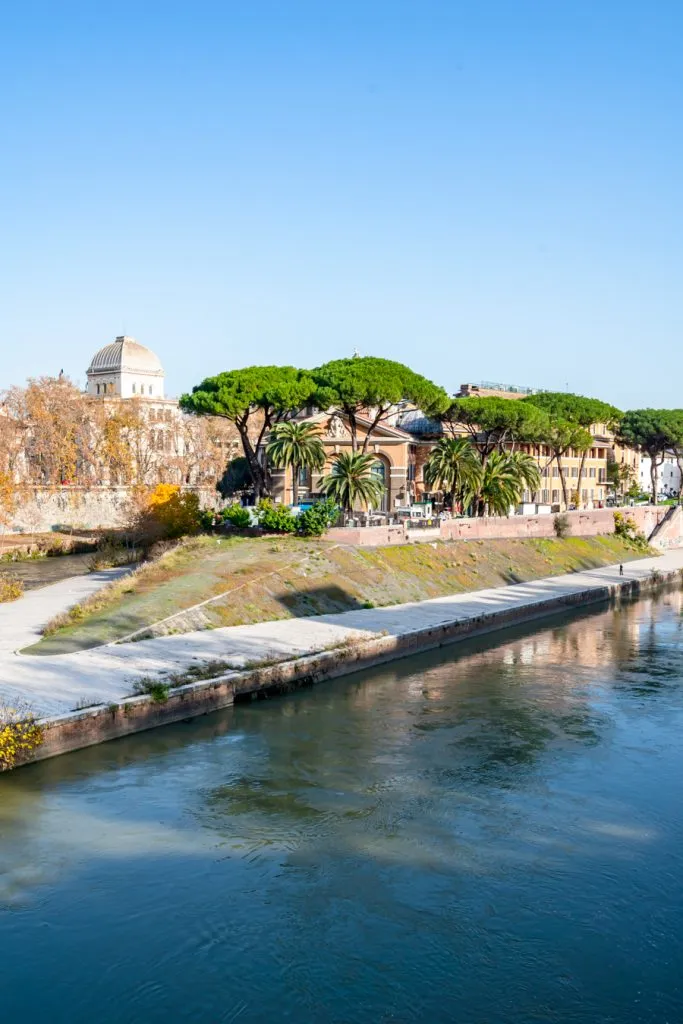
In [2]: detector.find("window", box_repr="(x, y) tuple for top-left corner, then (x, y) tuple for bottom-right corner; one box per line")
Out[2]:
(552, 489), (559, 503)
(571, 467), (578, 478)
(371, 460), (387, 511)
(96, 383), (100, 395)
(297, 467), (310, 488)
(541, 489), (549, 503)
(581, 489), (588, 501)
(132, 383), (136, 394)
(589, 467), (596, 478)
(553, 466), (559, 477)
(148, 385), (153, 395)
(542, 466), (549, 478)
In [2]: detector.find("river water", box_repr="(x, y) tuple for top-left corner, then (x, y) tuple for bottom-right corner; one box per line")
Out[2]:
(4, 552), (95, 590)
(2, 592), (683, 1022)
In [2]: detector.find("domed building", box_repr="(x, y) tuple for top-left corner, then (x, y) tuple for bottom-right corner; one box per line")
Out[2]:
(86, 335), (165, 399)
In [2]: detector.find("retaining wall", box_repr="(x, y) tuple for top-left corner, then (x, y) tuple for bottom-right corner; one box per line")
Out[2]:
(328, 505), (672, 547)
(8, 485), (220, 534)
(17, 563), (683, 769)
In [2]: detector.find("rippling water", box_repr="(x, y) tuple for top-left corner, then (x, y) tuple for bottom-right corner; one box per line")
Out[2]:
(2, 593), (683, 1022)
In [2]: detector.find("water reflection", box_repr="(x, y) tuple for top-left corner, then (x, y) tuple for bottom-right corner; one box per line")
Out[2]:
(1, 593), (683, 1022)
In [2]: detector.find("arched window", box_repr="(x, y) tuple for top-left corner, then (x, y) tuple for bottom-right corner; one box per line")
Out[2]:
(96, 383), (100, 395)
(371, 460), (388, 511)
(148, 384), (153, 395)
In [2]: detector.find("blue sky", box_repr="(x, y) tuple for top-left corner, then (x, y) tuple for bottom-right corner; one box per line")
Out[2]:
(2, 1), (682, 408)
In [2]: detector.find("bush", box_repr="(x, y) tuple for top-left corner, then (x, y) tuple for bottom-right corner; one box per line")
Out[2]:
(256, 499), (296, 534)
(132, 678), (170, 703)
(221, 504), (252, 529)
(553, 513), (571, 538)
(0, 703), (43, 770)
(0, 572), (24, 603)
(613, 510), (649, 551)
(198, 508), (217, 530)
(129, 484), (203, 544)
(296, 498), (341, 537)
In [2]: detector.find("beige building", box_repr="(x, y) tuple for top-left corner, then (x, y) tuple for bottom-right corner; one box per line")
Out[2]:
(399, 386), (639, 510)
(270, 411), (413, 510)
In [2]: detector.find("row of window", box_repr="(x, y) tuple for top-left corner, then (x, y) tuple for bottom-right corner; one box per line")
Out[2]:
(526, 489), (604, 504)
(541, 466), (607, 480)
(95, 382), (154, 396)
(520, 445), (608, 460)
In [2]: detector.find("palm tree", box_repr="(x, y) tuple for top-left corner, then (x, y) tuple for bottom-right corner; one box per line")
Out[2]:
(423, 437), (481, 510)
(479, 450), (541, 516)
(266, 421), (326, 505)
(506, 450), (541, 498)
(320, 451), (386, 514)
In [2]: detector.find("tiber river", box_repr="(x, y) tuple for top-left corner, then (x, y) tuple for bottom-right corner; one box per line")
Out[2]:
(1, 592), (683, 1022)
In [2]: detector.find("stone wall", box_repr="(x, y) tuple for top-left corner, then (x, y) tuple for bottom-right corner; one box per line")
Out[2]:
(7, 486), (220, 534)
(327, 506), (672, 548)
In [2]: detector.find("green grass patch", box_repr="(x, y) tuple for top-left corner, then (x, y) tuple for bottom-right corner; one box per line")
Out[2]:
(24, 532), (655, 655)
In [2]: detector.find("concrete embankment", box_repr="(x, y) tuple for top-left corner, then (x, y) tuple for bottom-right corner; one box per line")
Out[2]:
(17, 548), (683, 769)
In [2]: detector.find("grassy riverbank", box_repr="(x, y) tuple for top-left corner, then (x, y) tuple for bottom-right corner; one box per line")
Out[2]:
(27, 532), (652, 655)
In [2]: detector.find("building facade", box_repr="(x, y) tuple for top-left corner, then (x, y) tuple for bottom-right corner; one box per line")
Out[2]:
(270, 411), (412, 510)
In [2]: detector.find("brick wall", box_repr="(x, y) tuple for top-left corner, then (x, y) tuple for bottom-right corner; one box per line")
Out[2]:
(327, 506), (671, 548)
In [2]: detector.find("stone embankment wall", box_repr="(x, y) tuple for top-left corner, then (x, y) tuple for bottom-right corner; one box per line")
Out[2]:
(328, 505), (675, 547)
(20, 560), (683, 769)
(8, 486), (220, 534)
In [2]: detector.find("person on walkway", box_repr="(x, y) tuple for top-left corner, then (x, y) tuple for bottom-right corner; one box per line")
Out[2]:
(619, 564), (624, 575)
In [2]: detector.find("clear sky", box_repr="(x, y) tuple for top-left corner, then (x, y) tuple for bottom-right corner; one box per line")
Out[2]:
(2, 0), (682, 408)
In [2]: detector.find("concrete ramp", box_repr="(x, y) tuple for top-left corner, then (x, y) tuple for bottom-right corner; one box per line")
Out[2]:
(649, 505), (683, 550)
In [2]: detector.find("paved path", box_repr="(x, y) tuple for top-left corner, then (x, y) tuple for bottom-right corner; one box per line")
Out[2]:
(1, 550), (682, 719)
(0, 567), (132, 655)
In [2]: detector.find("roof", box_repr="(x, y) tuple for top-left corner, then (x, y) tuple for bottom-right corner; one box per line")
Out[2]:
(86, 336), (164, 376)
(397, 408), (444, 436)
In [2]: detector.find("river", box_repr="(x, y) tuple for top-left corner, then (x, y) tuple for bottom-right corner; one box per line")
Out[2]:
(4, 552), (95, 590)
(1, 592), (683, 1022)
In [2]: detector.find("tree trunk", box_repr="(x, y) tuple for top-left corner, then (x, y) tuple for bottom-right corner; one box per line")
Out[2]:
(557, 454), (568, 507)
(348, 411), (358, 453)
(650, 458), (658, 505)
(292, 462), (299, 506)
(237, 424), (268, 501)
(577, 449), (588, 505)
(675, 452), (683, 504)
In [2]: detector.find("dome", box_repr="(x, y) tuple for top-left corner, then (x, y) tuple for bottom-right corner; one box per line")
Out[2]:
(87, 336), (164, 376)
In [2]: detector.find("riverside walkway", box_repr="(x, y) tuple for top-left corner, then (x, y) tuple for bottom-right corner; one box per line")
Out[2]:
(1, 549), (682, 719)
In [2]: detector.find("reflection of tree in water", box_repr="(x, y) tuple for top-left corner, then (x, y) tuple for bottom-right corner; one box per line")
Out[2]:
(411, 660), (604, 789)
(610, 591), (683, 697)
(196, 592), (683, 844)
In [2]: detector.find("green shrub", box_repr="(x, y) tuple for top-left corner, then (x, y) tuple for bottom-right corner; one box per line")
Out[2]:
(221, 504), (252, 529)
(553, 513), (571, 538)
(198, 508), (216, 530)
(296, 498), (341, 537)
(132, 678), (170, 703)
(613, 510), (649, 551)
(257, 500), (297, 534)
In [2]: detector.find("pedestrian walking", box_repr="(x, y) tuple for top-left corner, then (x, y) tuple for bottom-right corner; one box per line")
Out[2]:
(619, 564), (624, 576)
